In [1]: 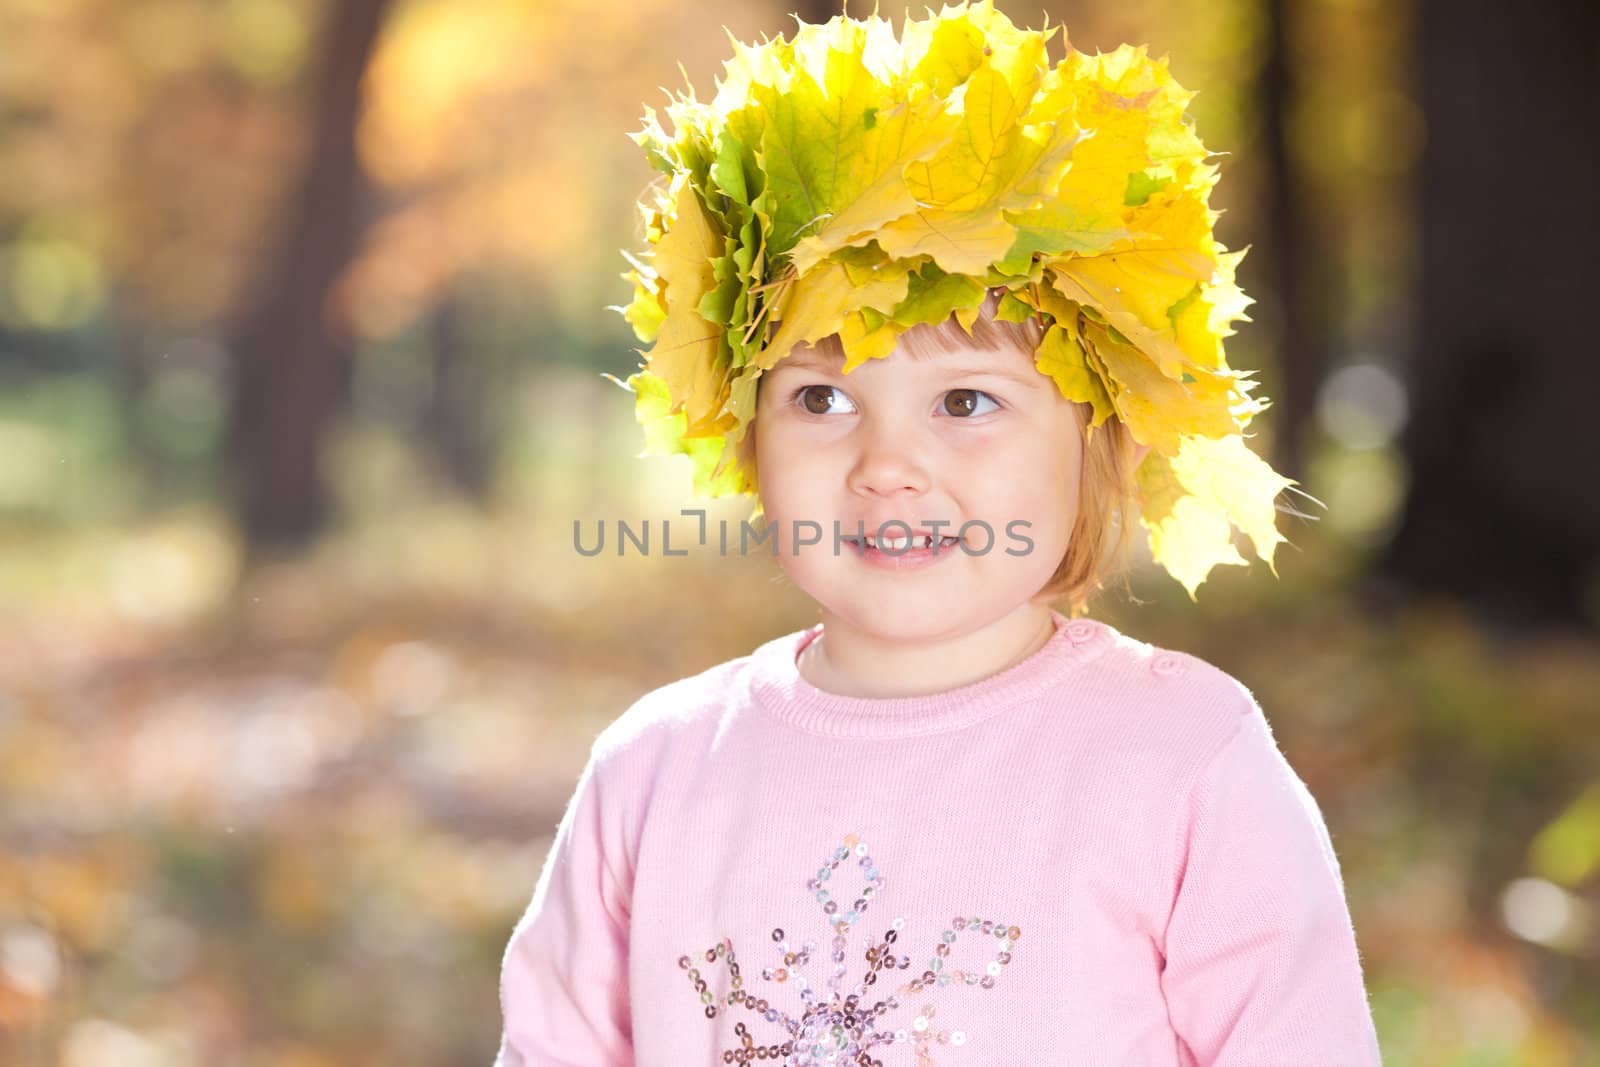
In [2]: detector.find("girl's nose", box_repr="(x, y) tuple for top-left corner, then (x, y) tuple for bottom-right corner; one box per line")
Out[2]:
(845, 417), (930, 497)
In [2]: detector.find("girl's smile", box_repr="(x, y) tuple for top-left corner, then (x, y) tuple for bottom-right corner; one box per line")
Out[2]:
(845, 531), (963, 569)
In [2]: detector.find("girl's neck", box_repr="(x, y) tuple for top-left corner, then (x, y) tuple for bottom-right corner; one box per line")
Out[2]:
(796, 602), (1059, 699)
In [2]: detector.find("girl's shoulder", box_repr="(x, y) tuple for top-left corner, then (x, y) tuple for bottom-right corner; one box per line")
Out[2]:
(1089, 620), (1267, 744)
(587, 635), (775, 763)
(1102, 624), (1254, 697)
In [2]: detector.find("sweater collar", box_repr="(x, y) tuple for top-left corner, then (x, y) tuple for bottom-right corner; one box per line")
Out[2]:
(748, 608), (1114, 739)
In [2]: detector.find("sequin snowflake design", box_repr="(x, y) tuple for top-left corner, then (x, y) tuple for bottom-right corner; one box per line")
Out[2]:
(675, 832), (1022, 1065)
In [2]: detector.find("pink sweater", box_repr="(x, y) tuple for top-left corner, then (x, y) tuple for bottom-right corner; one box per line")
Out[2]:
(495, 610), (1383, 1065)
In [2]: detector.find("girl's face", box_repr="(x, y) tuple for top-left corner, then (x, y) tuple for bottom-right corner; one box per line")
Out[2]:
(753, 333), (1086, 644)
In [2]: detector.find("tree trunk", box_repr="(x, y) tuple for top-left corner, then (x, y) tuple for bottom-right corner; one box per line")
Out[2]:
(1373, 0), (1600, 632)
(224, 0), (393, 553)
(1257, 0), (1327, 486)
(422, 288), (496, 498)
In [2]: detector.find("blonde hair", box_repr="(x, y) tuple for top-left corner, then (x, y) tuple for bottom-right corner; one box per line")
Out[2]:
(740, 289), (1143, 617)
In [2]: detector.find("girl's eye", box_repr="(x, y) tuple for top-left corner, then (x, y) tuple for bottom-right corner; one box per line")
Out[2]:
(788, 385), (999, 418)
(793, 385), (856, 415)
(942, 389), (1001, 418)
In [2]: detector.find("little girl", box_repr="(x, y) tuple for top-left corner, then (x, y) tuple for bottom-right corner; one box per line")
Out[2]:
(497, 3), (1382, 1063)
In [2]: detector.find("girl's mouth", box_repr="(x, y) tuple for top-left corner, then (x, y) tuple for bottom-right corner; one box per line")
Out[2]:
(844, 533), (963, 569)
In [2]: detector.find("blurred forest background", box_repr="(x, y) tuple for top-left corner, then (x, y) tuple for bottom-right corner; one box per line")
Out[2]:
(0, 0), (1596, 1064)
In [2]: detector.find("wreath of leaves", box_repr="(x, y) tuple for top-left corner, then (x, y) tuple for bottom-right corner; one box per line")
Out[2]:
(604, 0), (1312, 599)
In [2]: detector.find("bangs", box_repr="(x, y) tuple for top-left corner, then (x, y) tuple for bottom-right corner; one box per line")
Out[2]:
(899, 288), (1045, 360)
(805, 288), (1045, 365)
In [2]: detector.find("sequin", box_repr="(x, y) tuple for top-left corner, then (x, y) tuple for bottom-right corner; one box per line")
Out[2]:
(671, 832), (1022, 1064)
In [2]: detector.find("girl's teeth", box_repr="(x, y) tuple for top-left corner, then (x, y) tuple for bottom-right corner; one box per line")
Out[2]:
(863, 534), (957, 550)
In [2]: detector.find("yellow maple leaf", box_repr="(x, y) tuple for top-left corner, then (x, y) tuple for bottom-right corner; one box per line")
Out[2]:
(1080, 315), (1245, 454)
(757, 16), (959, 275)
(875, 62), (1083, 275)
(1136, 433), (1296, 599)
(615, 369), (751, 498)
(641, 177), (733, 436)
(1036, 325), (1116, 433)
(759, 259), (913, 370)
(838, 309), (907, 372)
(1172, 246), (1253, 371)
(1049, 193), (1217, 379)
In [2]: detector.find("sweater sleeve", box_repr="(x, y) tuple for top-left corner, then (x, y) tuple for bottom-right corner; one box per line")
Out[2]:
(1159, 698), (1382, 1066)
(495, 742), (635, 1067)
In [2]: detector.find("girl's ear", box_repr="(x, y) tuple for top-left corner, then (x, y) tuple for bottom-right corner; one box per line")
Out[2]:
(1131, 440), (1152, 468)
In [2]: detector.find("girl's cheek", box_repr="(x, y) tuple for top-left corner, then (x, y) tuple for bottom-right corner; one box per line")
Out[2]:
(935, 420), (1010, 454)
(782, 421), (856, 451)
